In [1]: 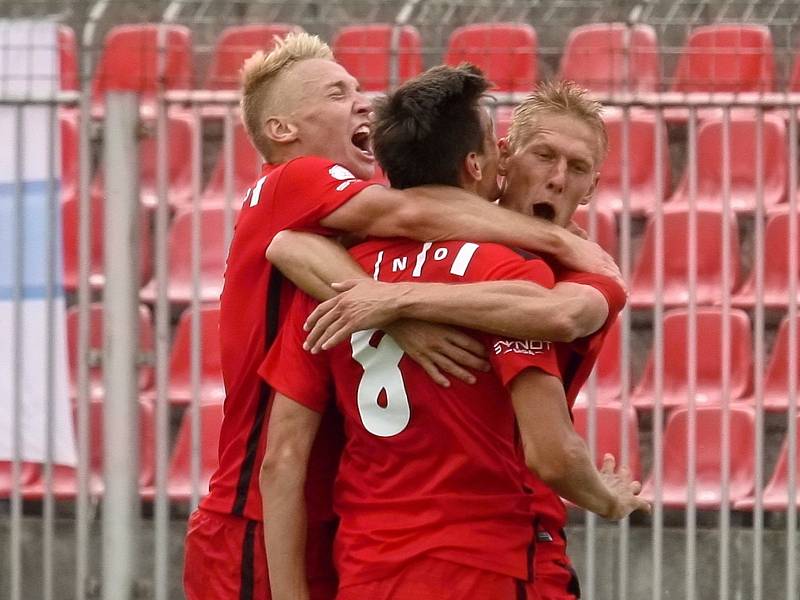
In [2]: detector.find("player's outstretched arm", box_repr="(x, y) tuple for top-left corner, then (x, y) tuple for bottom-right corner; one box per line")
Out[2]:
(319, 184), (622, 282)
(510, 369), (651, 520)
(302, 278), (611, 353)
(259, 394), (322, 600)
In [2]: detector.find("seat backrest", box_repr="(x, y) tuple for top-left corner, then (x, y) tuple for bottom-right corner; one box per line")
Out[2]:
(559, 23), (659, 92)
(661, 405), (756, 493)
(761, 210), (799, 294)
(92, 24), (192, 101)
(592, 316), (622, 398)
(764, 314), (800, 395)
(59, 25), (79, 91)
(670, 24), (774, 93)
(637, 307), (753, 400)
(671, 113), (787, 204)
(332, 24), (423, 91)
(66, 303), (155, 392)
(206, 24), (302, 90)
(572, 403), (641, 479)
(168, 207), (231, 279)
(596, 111), (670, 205)
(138, 113), (195, 197)
(445, 23), (537, 92)
(631, 208), (741, 297)
(169, 305), (223, 388)
(60, 111), (79, 200)
(202, 121), (262, 204)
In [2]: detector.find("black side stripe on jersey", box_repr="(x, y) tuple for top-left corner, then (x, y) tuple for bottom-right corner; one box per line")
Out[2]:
(239, 520), (257, 600)
(232, 267), (285, 516)
(515, 579), (527, 600)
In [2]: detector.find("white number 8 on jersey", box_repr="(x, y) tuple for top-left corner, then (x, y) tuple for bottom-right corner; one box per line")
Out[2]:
(351, 329), (410, 437)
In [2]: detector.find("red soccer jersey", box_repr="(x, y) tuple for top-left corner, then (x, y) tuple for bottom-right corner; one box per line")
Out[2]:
(260, 238), (561, 588)
(528, 267), (627, 529)
(201, 156), (375, 522)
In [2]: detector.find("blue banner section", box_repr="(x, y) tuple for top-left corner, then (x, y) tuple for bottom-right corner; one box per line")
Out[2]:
(0, 179), (64, 300)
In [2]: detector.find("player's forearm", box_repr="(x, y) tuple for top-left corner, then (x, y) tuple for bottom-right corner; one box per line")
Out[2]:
(528, 434), (619, 519)
(267, 230), (369, 301)
(260, 461), (310, 600)
(393, 281), (578, 341)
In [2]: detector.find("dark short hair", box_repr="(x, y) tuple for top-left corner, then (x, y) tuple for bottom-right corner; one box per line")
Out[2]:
(372, 63), (491, 189)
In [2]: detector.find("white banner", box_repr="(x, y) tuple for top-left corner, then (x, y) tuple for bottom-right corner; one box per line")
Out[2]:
(0, 20), (76, 466)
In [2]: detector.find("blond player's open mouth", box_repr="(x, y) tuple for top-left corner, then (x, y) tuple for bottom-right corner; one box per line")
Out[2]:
(531, 202), (556, 222)
(351, 124), (373, 158)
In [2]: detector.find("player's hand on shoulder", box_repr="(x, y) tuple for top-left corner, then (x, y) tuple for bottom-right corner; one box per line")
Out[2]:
(385, 320), (490, 388)
(598, 453), (651, 520)
(559, 231), (625, 289)
(303, 279), (405, 353)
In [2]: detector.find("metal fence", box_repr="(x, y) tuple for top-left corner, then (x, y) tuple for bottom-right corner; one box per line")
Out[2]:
(1, 1), (800, 599)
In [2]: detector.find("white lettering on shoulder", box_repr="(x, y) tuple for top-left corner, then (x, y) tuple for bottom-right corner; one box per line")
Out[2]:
(249, 175), (268, 207)
(493, 339), (552, 356)
(329, 165), (356, 181)
(449, 242), (479, 276)
(392, 256), (408, 272)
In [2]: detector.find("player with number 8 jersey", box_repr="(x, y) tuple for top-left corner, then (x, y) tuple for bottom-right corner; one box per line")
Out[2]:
(260, 237), (560, 597)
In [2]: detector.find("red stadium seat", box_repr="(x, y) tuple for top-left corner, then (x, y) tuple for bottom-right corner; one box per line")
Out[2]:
(60, 111), (79, 203)
(572, 403), (641, 480)
(445, 23), (537, 93)
(62, 194), (153, 292)
(668, 113), (787, 213)
(492, 105), (515, 138)
(0, 462), (40, 498)
(736, 415), (800, 511)
(628, 207), (740, 308)
(571, 205), (618, 260)
(206, 24), (302, 90)
(90, 112), (195, 209)
(201, 121), (262, 206)
(670, 24), (774, 94)
(733, 209), (800, 309)
(332, 25), (423, 92)
(141, 402), (224, 501)
(558, 23), (659, 93)
(22, 401), (155, 500)
(66, 303), (155, 401)
(139, 207), (231, 305)
(632, 307), (753, 410)
(573, 317), (623, 405)
(640, 405), (756, 509)
(159, 304), (225, 406)
(593, 110), (670, 215)
(59, 25), (78, 91)
(91, 24), (192, 114)
(744, 315), (800, 412)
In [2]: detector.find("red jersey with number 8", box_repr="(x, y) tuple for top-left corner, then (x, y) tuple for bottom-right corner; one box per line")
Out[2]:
(260, 238), (562, 589)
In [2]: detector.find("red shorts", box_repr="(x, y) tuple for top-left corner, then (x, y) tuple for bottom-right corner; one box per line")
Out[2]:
(337, 556), (533, 600)
(183, 507), (338, 600)
(528, 526), (581, 600)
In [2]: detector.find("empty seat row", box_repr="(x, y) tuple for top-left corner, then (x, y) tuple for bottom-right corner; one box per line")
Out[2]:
(0, 401), (223, 502)
(571, 308), (800, 412)
(65, 21), (800, 103)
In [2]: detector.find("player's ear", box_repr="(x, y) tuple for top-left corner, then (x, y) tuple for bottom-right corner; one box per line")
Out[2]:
(464, 151), (482, 182)
(497, 137), (511, 177)
(264, 116), (298, 145)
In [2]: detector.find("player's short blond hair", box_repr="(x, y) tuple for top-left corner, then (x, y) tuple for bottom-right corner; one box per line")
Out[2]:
(506, 80), (608, 164)
(240, 32), (334, 161)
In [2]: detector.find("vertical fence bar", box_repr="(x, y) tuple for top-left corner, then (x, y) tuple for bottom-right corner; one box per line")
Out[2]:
(42, 101), (57, 600)
(685, 106), (698, 600)
(102, 91), (141, 600)
(617, 104), (632, 600)
(751, 107), (765, 600)
(153, 90), (171, 600)
(10, 102), (24, 600)
(786, 106), (798, 600)
(75, 35), (94, 600)
(718, 105), (733, 600)
(651, 103), (666, 600)
(190, 105), (203, 511)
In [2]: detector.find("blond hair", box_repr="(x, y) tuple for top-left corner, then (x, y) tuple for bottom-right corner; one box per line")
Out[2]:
(240, 32), (333, 161)
(507, 80), (608, 163)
